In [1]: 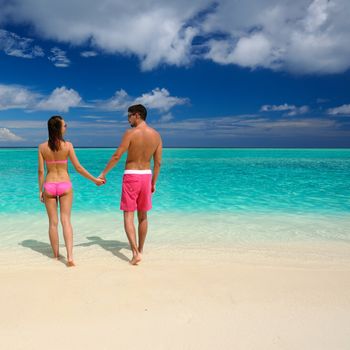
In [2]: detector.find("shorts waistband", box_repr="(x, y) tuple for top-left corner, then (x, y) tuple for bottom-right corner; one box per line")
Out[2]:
(124, 169), (152, 175)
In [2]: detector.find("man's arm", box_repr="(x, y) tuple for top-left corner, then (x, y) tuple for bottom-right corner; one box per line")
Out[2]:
(151, 138), (162, 193)
(99, 130), (132, 180)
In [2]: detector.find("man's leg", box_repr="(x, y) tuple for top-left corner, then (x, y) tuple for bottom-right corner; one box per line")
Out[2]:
(137, 210), (148, 254)
(123, 211), (142, 265)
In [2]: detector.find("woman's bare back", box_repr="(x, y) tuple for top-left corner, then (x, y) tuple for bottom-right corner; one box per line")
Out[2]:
(39, 141), (71, 182)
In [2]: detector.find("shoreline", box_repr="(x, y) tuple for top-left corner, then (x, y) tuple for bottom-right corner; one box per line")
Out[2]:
(1, 211), (349, 245)
(1, 240), (350, 269)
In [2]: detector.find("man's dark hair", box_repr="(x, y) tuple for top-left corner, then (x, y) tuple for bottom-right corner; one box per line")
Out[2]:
(128, 104), (147, 121)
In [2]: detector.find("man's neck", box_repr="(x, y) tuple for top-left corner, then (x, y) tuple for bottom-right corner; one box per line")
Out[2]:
(135, 120), (146, 128)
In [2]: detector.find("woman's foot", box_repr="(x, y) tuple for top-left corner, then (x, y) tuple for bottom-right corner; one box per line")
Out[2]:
(67, 261), (75, 267)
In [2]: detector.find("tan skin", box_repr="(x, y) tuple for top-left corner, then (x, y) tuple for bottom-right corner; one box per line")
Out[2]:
(99, 112), (162, 265)
(38, 119), (104, 266)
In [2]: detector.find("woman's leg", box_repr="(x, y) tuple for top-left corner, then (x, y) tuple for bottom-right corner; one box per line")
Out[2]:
(59, 190), (74, 266)
(44, 193), (60, 258)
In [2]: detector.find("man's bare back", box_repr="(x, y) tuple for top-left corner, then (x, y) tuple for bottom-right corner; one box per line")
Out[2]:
(125, 124), (161, 170)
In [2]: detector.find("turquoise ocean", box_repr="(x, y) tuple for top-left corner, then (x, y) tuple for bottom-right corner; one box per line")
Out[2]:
(1, 148), (350, 248)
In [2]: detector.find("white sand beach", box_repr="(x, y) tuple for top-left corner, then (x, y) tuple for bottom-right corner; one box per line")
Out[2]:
(1, 243), (350, 350)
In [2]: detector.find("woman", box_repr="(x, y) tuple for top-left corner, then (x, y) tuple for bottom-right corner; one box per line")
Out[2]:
(38, 115), (104, 267)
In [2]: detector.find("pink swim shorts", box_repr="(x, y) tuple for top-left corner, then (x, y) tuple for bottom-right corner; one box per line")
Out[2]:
(120, 170), (152, 212)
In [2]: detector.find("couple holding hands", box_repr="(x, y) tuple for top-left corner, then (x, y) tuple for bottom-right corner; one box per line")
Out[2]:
(38, 104), (162, 267)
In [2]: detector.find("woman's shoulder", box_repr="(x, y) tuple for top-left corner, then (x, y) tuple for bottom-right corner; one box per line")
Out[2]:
(64, 141), (73, 149)
(38, 141), (48, 150)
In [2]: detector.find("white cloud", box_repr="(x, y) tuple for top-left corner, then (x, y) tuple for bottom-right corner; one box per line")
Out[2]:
(1, 0), (350, 73)
(0, 84), (39, 110)
(0, 119), (126, 132)
(94, 119), (119, 123)
(48, 47), (70, 67)
(287, 105), (309, 116)
(36, 87), (82, 112)
(0, 29), (44, 59)
(261, 104), (296, 112)
(81, 115), (105, 119)
(0, 120), (45, 128)
(0, 84), (186, 113)
(159, 113), (174, 122)
(135, 88), (188, 112)
(98, 88), (188, 112)
(0, 84), (81, 112)
(155, 115), (340, 139)
(97, 89), (131, 111)
(81, 51), (98, 58)
(203, 0), (350, 74)
(205, 33), (276, 69)
(0, 0), (204, 71)
(327, 104), (350, 116)
(0, 128), (24, 141)
(260, 104), (309, 116)
(232, 33), (273, 68)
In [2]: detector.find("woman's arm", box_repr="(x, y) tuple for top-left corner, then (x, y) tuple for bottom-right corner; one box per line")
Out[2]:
(38, 146), (45, 202)
(68, 143), (104, 185)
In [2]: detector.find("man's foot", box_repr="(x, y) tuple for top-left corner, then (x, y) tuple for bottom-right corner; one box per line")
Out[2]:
(130, 254), (142, 265)
(53, 253), (61, 260)
(67, 261), (76, 267)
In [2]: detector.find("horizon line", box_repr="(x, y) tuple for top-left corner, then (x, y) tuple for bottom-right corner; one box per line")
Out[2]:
(1, 146), (350, 149)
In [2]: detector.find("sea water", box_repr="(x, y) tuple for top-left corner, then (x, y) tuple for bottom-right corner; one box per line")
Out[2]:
(1, 148), (349, 247)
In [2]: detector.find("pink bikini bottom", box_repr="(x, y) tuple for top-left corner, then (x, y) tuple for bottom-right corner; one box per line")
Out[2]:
(44, 181), (72, 196)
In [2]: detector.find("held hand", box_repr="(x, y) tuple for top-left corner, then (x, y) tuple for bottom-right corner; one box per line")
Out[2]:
(39, 191), (44, 203)
(94, 177), (105, 186)
(98, 173), (107, 184)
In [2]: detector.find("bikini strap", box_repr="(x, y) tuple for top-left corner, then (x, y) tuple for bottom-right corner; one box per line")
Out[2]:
(46, 159), (68, 164)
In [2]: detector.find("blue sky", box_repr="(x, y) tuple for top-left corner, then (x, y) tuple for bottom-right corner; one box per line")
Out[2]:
(0, 0), (350, 147)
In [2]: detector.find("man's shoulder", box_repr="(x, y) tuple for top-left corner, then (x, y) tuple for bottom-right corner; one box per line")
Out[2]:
(146, 125), (160, 136)
(124, 128), (135, 137)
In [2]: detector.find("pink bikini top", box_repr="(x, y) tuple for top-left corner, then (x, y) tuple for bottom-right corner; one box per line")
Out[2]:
(45, 159), (68, 164)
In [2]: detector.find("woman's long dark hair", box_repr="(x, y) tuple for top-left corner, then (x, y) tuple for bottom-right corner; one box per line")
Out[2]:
(48, 115), (64, 151)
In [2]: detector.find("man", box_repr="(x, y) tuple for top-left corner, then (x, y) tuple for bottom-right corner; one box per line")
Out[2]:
(99, 104), (162, 265)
